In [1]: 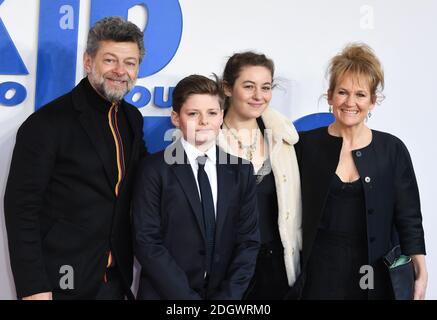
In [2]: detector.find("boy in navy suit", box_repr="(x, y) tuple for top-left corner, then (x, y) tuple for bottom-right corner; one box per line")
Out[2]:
(132, 75), (260, 299)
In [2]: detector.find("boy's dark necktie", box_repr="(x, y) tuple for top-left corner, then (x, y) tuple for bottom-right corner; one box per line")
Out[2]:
(196, 155), (216, 275)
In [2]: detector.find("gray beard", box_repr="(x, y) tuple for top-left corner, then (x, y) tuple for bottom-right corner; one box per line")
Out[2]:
(96, 80), (127, 102)
(89, 66), (134, 102)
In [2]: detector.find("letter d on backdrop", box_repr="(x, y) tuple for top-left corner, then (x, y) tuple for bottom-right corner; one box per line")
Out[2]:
(90, 0), (183, 78)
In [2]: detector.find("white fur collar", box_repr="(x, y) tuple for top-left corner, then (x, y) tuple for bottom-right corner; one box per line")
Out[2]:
(261, 107), (299, 145)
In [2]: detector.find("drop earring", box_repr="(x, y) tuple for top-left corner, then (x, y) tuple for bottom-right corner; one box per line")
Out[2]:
(365, 111), (372, 123)
(329, 105), (332, 113)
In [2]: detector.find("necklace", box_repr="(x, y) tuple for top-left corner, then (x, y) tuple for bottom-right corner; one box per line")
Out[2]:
(223, 121), (259, 161)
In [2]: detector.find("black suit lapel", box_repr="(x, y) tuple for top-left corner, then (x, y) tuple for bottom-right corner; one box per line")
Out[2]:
(215, 147), (233, 244)
(169, 141), (207, 242)
(71, 83), (114, 189)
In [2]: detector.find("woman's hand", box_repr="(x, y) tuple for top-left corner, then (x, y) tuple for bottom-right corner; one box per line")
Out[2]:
(411, 254), (427, 300)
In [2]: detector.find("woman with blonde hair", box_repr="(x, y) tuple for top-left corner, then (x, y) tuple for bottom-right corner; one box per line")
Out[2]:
(296, 43), (427, 299)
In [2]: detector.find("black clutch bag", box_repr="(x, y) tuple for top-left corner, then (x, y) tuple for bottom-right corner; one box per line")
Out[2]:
(383, 245), (415, 300)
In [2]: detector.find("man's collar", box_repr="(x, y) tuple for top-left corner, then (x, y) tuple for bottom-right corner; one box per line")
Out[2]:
(180, 138), (216, 165)
(83, 77), (120, 114)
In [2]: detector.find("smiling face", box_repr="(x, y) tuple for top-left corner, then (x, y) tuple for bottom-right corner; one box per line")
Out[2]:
(224, 65), (273, 120)
(328, 72), (375, 129)
(171, 94), (224, 151)
(84, 40), (140, 102)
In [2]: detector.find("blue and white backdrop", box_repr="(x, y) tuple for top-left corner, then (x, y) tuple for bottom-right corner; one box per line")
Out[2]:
(1, 0), (436, 299)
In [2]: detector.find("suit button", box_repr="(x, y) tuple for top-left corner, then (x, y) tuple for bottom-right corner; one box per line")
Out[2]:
(356, 151), (362, 157)
(198, 250), (205, 256)
(364, 176), (371, 183)
(283, 174), (287, 182)
(370, 237), (376, 243)
(368, 208), (374, 215)
(286, 211), (290, 220)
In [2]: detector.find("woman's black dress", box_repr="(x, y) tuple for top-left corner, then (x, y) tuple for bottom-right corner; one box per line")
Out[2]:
(244, 160), (290, 300)
(302, 174), (369, 299)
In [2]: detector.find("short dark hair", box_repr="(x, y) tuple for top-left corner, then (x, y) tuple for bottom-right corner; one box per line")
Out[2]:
(222, 51), (275, 109)
(86, 16), (145, 63)
(172, 75), (224, 113)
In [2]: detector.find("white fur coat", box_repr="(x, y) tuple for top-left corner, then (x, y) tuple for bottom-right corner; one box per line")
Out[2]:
(218, 107), (302, 285)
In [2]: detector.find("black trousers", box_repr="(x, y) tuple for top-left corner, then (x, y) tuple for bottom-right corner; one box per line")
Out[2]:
(302, 230), (393, 300)
(244, 240), (290, 300)
(95, 267), (125, 300)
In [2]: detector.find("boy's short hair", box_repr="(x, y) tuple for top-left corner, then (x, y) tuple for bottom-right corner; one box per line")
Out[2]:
(172, 75), (224, 113)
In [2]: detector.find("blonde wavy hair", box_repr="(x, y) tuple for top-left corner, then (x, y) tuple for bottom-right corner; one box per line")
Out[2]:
(327, 43), (385, 104)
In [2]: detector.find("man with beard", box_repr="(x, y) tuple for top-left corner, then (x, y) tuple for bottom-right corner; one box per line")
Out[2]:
(4, 17), (147, 300)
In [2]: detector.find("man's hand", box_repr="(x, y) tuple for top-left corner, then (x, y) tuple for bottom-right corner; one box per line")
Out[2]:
(22, 292), (53, 300)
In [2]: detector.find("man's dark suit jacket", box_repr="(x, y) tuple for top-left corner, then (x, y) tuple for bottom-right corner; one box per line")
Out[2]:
(4, 78), (147, 299)
(132, 141), (260, 300)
